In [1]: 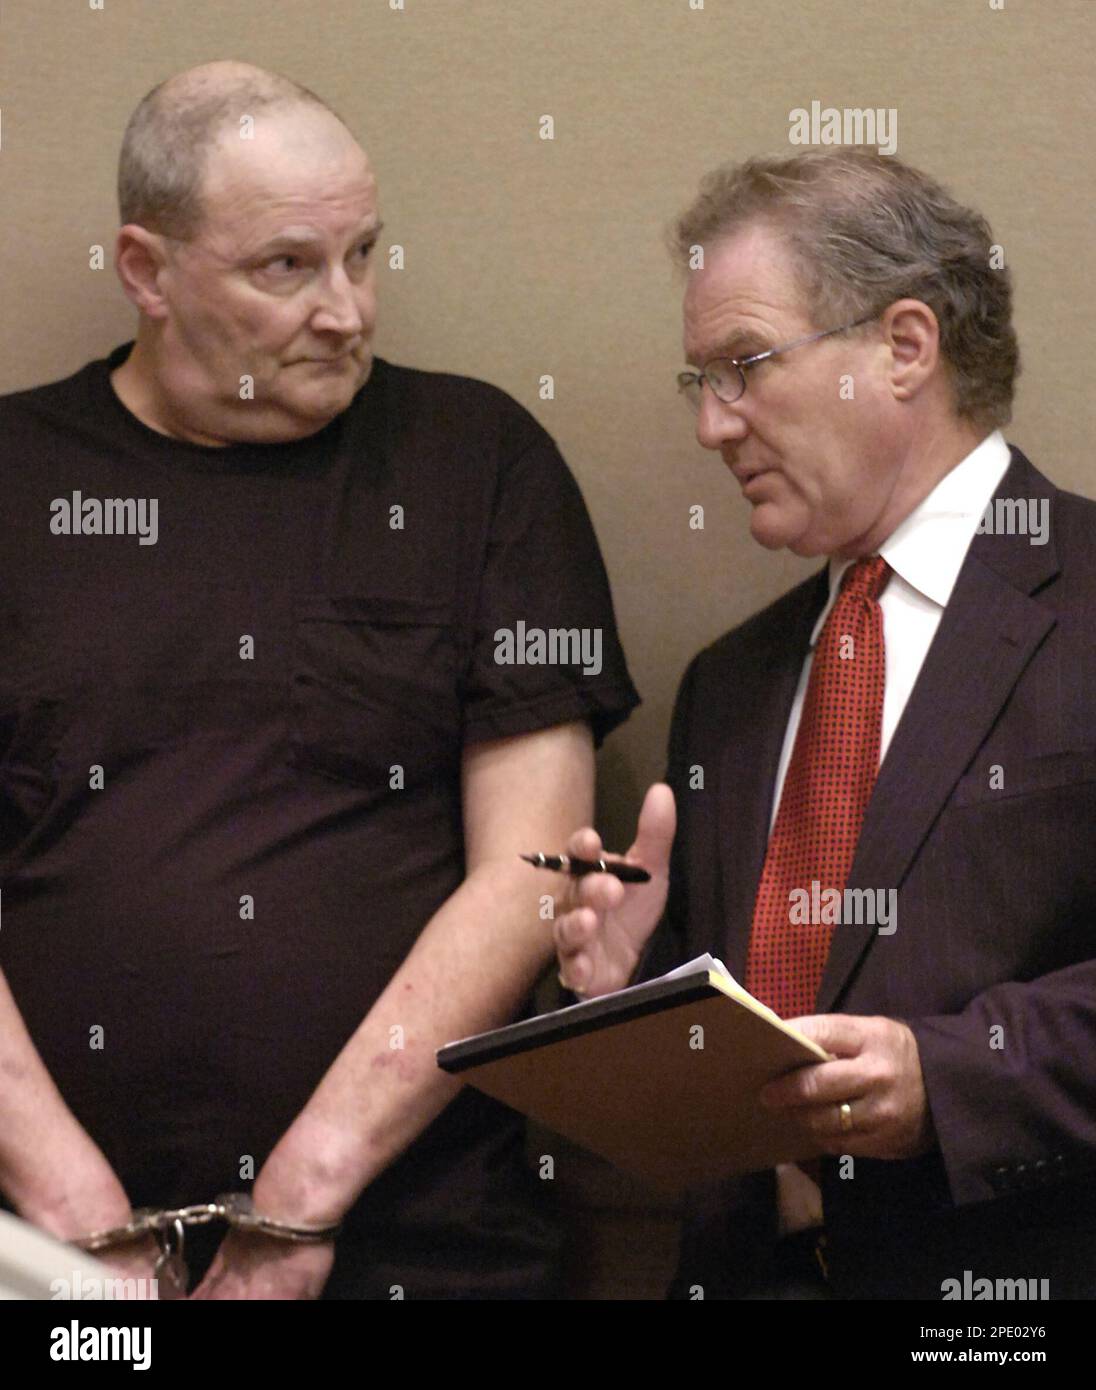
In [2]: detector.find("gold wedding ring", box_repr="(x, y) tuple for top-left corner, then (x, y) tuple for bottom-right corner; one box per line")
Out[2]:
(838, 1101), (853, 1133)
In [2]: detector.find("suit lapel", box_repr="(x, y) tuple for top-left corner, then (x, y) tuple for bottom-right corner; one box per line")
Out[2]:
(817, 449), (1061, 1011)
(718, 571), (827, 980)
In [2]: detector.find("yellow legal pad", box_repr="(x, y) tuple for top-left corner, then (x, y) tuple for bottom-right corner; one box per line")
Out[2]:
(437, 956), (833, 1193)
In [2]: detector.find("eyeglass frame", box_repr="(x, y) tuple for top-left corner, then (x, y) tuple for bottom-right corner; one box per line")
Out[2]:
(677, 313), (878, 409)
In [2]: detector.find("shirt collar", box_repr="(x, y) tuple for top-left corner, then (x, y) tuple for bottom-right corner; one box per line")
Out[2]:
(809, 429), (1013, 646)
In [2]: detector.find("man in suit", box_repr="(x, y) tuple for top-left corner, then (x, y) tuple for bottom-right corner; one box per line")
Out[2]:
(555, 149), (1096, 1298)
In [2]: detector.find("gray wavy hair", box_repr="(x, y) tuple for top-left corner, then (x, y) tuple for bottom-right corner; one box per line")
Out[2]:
(670, 149), (1019, 430)
(117, 63), (347, 244)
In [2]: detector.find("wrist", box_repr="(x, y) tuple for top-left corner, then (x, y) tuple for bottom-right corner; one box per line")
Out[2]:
(2, 1110), (132, 1241)
(21, 1175), (132, 1243)
(253, 1113), (361, 1228)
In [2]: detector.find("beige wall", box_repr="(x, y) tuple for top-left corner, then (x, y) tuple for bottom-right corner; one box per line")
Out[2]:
(3, 0), (1093, 846)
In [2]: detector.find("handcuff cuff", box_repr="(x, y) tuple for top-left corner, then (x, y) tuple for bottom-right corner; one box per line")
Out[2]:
(70, 1193), (342, 1296)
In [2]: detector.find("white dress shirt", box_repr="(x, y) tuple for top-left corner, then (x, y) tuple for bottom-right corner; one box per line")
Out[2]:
(772, 429), (1012, 1235)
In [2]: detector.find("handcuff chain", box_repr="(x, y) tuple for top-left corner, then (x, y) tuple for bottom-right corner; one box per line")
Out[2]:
(72, 1193), (341, 1254)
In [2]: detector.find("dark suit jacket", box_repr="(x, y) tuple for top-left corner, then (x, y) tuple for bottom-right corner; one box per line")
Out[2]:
(648, 447), (1096, 1299)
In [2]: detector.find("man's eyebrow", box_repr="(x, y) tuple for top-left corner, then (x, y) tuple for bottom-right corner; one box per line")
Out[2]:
(250, 220), (384, 255)
(685, 331), (768, 367)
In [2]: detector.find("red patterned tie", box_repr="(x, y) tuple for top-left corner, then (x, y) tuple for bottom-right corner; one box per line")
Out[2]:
(745, 555), (890, 1019)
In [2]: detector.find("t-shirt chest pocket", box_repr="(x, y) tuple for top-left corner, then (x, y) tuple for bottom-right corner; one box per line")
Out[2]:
(288, 595), (464, 790)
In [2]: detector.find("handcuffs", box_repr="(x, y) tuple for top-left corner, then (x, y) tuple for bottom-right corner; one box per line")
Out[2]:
(70, 1193), (342, 1296)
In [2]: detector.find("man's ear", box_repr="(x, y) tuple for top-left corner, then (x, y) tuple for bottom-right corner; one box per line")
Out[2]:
(114, 226), (174, 319)
(880, 298), (940, 404)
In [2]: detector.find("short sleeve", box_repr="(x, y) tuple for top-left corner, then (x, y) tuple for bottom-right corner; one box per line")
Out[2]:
(460, 419), (640, 748)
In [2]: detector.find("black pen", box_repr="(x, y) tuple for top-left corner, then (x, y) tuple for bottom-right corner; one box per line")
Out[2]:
(520, 852), (651, 884)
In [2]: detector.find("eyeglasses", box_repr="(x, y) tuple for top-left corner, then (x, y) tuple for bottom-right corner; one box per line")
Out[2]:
(677, 314), (877, 410)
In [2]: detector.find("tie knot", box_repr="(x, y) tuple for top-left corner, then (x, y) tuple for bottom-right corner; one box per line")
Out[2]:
(838, 554), (889, 603)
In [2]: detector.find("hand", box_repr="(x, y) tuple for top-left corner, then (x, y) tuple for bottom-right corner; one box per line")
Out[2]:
(759, 1014), (936, 1161)
(189, 1157), (340, 1300)
(553, 783), (676, 998)
(102, 1234), (182, 1301)
(188, 1230), (335, 1301)
(21, 1173), (180, 1301)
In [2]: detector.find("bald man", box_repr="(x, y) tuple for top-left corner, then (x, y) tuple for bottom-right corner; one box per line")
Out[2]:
(0, 62), (638, 1300)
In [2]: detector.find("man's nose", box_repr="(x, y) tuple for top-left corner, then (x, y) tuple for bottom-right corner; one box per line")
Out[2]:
(695, 381), (749, 451)
(311, 265), (369, 336)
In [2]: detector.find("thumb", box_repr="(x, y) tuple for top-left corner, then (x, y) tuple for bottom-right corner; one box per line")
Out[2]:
(628, 783), (676, 874)
(787, 1013), (863, 1058)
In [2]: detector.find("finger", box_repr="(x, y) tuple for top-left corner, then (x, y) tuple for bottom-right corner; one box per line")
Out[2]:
(785, 1012), (869, 1058)
(760, 1057), (874, 1109)
(565, 825), (604, 859)
(629, 783), (676, 873)
(558, 951), (591, 995)
(554, 906), (601, 955)
(564, 826), (635, 875)
(549, 868), (621, 928)
(805, 1093), (884, 1151)
(574, 871), (626, 915)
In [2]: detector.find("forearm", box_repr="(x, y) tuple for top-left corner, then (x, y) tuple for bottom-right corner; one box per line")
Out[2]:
(255, 719), (594, 1225)
(254, 859), (558, 1225)
(0, 967), (130, 1236)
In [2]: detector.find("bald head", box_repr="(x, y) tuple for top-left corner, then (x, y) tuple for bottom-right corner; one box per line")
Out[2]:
(110, 61), (381, 446)
(117, 60), (358, 241)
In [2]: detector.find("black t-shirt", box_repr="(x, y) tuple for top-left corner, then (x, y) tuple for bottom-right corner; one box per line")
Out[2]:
(0, 343), (639, 1296)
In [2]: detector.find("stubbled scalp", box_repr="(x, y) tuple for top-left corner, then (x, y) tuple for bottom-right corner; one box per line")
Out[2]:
(118, 60), (357, 243)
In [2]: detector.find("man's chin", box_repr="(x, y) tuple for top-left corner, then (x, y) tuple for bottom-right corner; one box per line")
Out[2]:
(282, 374), (362, 421)
(748, 503), (810, 554)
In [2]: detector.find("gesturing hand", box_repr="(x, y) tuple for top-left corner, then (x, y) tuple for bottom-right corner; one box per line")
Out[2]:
(553, 783), (676, 998)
